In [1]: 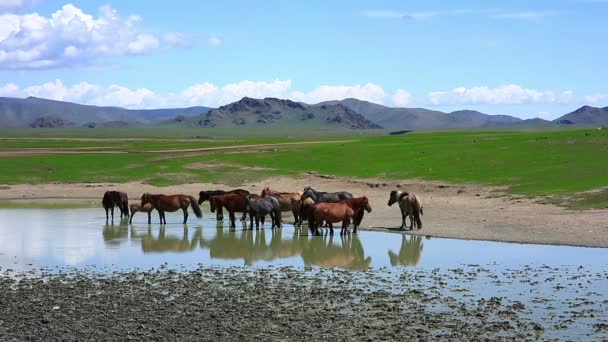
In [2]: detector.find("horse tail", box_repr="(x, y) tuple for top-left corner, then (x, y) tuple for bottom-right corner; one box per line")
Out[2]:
(415, 211), (422, 229)
(189, 196), (203, 218)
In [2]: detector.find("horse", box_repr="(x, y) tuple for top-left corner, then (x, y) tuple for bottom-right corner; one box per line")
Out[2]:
(299, 197), (317, 235)
(209, 194), (258, 228)
(129, 202), (155, 224)
(140, 193), (202, 224)
(300, 186), (365, 230)
(102, 191), (129, 221)
(311, 197), (372, 235)
(387, 191), (423, 230)
(198, 189), (250, 220)
(245, 195), (282, 230)
(260, 187), (302, 225)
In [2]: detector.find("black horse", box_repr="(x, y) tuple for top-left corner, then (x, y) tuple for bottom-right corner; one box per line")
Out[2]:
(102, 191), (129, 222)
(300, 186), (364, 230)
(198, 189), (250, 221)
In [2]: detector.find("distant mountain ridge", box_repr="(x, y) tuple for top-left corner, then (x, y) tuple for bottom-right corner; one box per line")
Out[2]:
(315, 98), (543, 130)
(553, 105), (608, 125)
(0, 96), (211, 128)
(1, 95), (606, 130)
(193, 97), (382, 129)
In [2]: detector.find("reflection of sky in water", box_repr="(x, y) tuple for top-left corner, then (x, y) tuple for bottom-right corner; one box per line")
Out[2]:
(0, 208), (607, 273)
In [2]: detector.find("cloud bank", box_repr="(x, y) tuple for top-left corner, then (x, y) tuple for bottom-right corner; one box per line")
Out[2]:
(0, 4), (192, 69)
(1, 80), (602, 110)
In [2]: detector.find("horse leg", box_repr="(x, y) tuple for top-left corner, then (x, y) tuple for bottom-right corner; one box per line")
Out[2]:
(261, 215), (266, 228)
(409, 214), (414, 230)
(129, 210), (134, 224)
(400, 212), (406, 230)
(216, 206), (223, 221)
(229, 211), (236, 228)
(182, 207), (189, 224)
(105, 207), (109, 221)
(241, 211), (247, 221)
(147, 211), (151, 224)
(249, 212), (254, 230)
(158, 210), (164, 224)
(255, 215), (260, 230)
(111, 207), (115, 222)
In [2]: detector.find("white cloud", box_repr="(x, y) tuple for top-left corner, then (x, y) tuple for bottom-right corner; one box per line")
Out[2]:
(490, 11), (558, 21)
(0, 0), (35, 12)
(584, 94), (608, 106)
(208, 35), (223, 46)
(427, 84), (574, 106)
(291, 83), (387, 104)
(363, 9), (469, 20)
(0, 4), (193, 69)
(392, 89), (412, 107)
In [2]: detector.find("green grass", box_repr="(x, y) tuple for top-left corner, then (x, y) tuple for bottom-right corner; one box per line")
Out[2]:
(1, 128), (607, 209)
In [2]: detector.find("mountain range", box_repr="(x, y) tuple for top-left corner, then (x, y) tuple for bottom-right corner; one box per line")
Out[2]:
(1, 96), (607, 130)
(0, 96), (210, 128)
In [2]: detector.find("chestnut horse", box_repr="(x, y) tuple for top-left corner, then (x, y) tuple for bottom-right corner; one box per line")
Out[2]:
(311, 197), (372, 236)
(141, 193), (202, 224)
(209, 194), (259, 228)
(102, 190), (129, 221)
(260, 187), (302, 225)
(198, 189), (250, 221)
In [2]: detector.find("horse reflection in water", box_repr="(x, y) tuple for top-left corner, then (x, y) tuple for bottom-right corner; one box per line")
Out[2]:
(200, 226), (304, 265)
(301, 234), (371, 270)
(102, 222), (129, 247)
(201, 224), (370, 269)
(130, 225), (203, 253)
(387, 235), (423, 267)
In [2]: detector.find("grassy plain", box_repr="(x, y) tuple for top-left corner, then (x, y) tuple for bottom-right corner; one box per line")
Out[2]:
(1, 128), (607, 209)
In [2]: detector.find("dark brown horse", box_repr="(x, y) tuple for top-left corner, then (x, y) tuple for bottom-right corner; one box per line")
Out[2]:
(311, 197), (372, 235)
(141, 193), (202, 224)
(209, 194), (259, 228)
(198, 189), (250, 220)
(102, 191), (129, 221)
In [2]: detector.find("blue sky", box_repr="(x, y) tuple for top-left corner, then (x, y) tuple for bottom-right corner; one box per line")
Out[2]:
(0, 0), (607, 119)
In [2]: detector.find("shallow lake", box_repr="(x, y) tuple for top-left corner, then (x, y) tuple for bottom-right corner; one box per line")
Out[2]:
(0, 208), (606, 272)
(1, 208), (607, 339)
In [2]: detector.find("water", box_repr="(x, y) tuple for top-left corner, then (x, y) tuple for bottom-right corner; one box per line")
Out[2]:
(1, 208), (607, 339)
(0, 208), (606, 272)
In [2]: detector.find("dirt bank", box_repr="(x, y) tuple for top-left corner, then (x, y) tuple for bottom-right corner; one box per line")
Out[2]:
(1, 174), (608, 247)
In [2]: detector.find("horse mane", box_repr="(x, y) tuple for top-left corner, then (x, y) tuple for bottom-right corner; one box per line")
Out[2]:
(398, 192), (409, 201)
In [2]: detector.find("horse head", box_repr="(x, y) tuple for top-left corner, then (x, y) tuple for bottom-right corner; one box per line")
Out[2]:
(362, 196), (372, 213)
(245, 195), (254, 211)
(209, 196), (217, 212)
(387, 190), (400, 206)
(141, 193), (152, 206)
(301, 188), (317, 202)
(261, 187), (269, 197)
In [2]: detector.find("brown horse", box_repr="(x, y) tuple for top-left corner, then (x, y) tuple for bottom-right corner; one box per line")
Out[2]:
(102, 190), (129, 221)
(129, 202), (155, 224)
(140, 193), (202, 224)
(387, 191), (423, 230)
(311, 197), (372, 235)
(260, 187), (302, 225)
(198, 189), (250, 221)
(209, 194), (259, 228)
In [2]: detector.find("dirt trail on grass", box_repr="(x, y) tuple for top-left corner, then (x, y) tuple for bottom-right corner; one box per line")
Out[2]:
(0, 139), (356, 156)
(2, 174), (607, 248)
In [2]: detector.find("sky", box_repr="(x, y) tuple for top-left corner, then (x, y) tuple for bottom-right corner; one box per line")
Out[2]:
(0, 0), (607, 119)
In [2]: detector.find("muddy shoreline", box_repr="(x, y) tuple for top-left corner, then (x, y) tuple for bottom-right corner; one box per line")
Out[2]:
(2, 175), (608, 248)
(2, 265), (606, 341)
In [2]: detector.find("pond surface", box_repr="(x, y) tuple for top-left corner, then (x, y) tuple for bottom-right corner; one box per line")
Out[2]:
(1, 208), (607, 339)
(0, 208), (606, 272)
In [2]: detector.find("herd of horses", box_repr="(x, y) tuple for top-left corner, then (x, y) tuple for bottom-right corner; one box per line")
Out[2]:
(102, 186), (424, 235)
